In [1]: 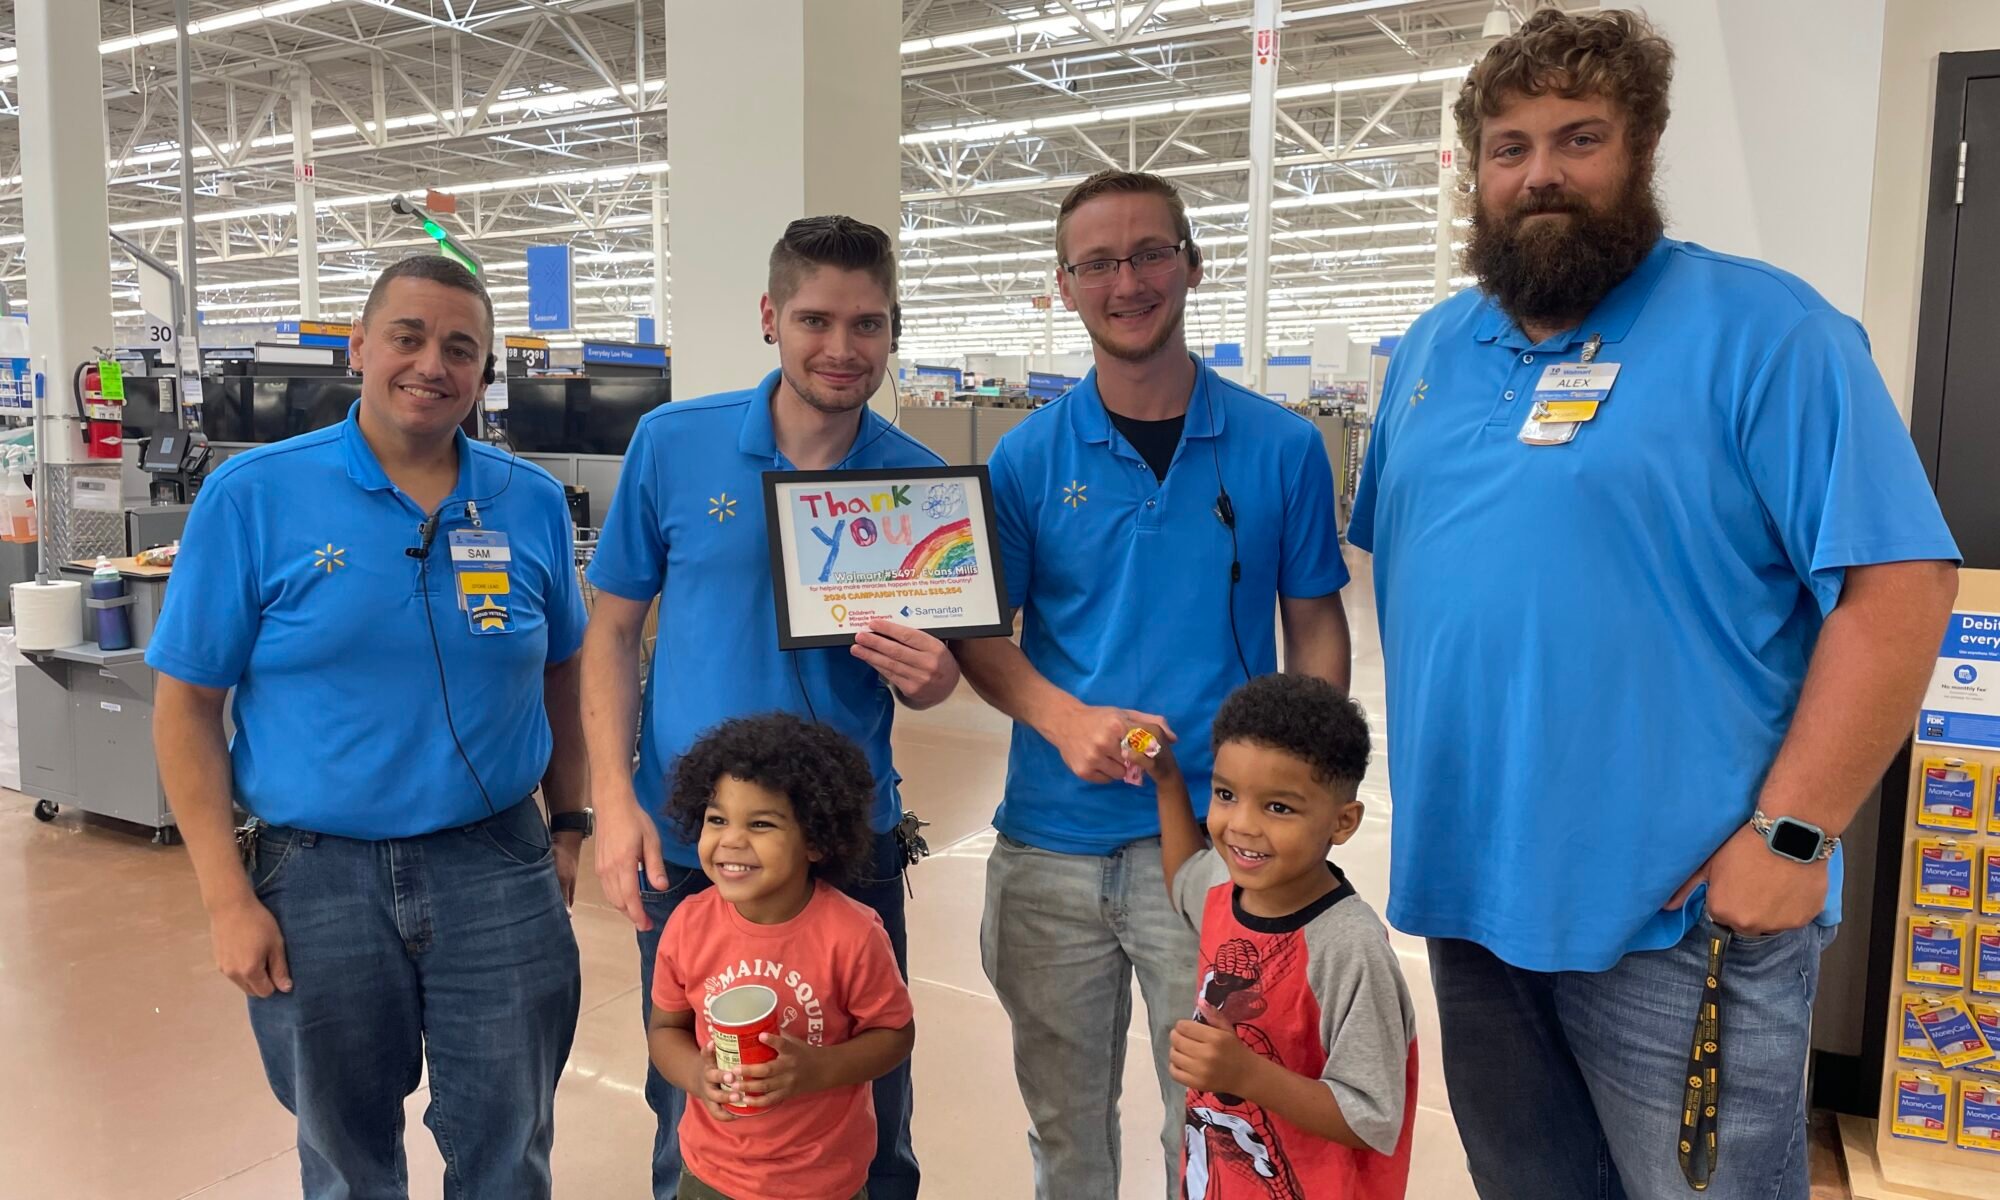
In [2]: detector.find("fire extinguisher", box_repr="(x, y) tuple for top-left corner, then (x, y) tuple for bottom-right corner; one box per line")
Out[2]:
(74, 360), (124, 460)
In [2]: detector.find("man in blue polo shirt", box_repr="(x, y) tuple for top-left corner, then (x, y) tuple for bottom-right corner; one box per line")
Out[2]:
(580, 216), (957, 1200)
(150, 255), (590, 1199)
(954, 169), (1352, 1199)
(1351, 12), (1958, 1199)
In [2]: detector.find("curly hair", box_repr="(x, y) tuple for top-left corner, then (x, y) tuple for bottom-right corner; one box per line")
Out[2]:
(1454, 8), (1675, 165)
(1211, 674), (1370, 790)
(668, 713), (876, 887)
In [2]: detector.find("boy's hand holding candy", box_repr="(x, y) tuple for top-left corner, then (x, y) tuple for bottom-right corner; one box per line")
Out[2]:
(1121, 721), (1181, 787)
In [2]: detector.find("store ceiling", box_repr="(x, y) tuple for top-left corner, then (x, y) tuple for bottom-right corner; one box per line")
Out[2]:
(0, 1), (1561, 350)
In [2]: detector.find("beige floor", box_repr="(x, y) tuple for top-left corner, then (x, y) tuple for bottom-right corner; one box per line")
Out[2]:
(0, 552), (1483, 1199)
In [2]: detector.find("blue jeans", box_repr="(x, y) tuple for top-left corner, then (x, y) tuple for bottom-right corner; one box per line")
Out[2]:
(979, 834), (1200, 1200)
(1430, 919), (1834, 1200)
(635, 830), (920, 1200)
(245, 798), (582, 1200)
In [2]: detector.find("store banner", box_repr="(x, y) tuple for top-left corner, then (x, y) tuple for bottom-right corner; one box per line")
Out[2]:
(525, 244), (574, 332)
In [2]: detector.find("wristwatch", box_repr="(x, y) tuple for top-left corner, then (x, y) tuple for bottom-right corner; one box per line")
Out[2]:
(1749, 810), (1836, 863)
(550, 807), (594, 838)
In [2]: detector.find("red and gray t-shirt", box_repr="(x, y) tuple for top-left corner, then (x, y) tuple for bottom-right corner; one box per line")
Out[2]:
(1169, 850), (1419, 1200)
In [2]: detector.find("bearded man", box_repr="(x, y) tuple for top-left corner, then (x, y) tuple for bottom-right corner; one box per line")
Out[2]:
(1349, 10), (1958, 1200)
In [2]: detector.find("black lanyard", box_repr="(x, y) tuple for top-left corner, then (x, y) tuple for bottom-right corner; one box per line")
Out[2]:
(1678, 930), (1730, 1191)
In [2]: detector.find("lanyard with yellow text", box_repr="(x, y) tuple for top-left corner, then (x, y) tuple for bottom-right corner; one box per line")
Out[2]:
(1678, 928), (1730, 1191)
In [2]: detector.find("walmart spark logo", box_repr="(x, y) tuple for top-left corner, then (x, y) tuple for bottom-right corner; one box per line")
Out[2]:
(469, 595), (512, 632)
(708, 493), (738, 523)
(1062, 481), (1088, 508)
(312, 543), (347, 573)
(1409, 378), (1428, 406)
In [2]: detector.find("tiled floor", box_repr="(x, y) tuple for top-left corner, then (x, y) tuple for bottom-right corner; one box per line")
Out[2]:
(0, 553), (1828, 1198)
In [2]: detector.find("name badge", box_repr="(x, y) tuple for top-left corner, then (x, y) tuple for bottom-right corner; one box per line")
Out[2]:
(1520, 361), (1621, 446)
(448, 529), (515, 635)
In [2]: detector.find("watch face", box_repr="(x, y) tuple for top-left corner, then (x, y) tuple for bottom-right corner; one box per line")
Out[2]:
(1768, 817), (1823, 862)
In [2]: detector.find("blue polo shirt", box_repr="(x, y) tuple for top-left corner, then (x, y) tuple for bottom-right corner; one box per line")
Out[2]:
(988, 360), (1350, 856)
(1350, 238), (1960, 972)
(147, 403), (587, 840)
(586, 371), (944, 866)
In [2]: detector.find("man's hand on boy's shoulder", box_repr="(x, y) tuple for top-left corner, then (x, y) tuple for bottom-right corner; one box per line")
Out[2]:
(1169, 1018), (1264, 1099)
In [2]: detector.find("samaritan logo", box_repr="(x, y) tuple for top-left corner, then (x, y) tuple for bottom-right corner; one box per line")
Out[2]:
(312, 543), (347, 574)
(709, 493), (738, 523)
(1410, 378), (1428, 406)
(1062, 481), (1088, 508)
(469, 595), (511, 631)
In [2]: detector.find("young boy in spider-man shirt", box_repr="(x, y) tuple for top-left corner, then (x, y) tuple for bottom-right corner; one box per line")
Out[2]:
(1128, 673), (1418, 1200)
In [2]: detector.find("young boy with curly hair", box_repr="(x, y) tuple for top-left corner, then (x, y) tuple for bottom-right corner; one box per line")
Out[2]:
(1128, 674), (1418, 1200)
(647, 713), (917, 1200)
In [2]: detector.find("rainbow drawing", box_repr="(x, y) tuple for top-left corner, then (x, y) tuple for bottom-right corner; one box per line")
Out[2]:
(901, 517), (978, 579)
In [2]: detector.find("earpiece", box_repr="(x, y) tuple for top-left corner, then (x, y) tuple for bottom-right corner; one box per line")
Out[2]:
(891, 303), (903, 353)
(482, 354), (496, 386)
(1187, 239), (1203, 270)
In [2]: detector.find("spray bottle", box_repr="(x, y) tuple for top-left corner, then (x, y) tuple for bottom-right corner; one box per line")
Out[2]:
(1, 446), (33, 543)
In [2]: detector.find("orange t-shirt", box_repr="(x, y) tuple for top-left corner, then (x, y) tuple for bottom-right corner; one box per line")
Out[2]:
(653, 882), (914, 1200)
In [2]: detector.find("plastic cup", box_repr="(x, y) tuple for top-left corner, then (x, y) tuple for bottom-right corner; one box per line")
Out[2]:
(708, 984), (781, 1116)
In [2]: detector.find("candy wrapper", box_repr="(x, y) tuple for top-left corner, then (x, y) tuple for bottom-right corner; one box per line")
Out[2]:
(1122, 727), (1160, 786)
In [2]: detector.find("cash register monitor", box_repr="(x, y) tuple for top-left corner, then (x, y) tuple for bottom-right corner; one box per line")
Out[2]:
(142, 431), (184, 472)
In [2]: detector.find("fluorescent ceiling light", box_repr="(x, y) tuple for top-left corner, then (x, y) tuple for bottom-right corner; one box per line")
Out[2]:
(902, 65), (1457, 146)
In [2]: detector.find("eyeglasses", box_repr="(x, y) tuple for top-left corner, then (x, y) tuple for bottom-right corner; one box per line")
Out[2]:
(1062, 241), (1189, 288)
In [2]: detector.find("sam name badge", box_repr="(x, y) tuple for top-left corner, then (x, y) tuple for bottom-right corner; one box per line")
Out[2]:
(448, 529), (514, 635)
(1519, 361), (1621, 446)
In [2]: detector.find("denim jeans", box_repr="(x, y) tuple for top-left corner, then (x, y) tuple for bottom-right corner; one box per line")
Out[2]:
(979, 834), (1200, 1200)
(1429, 919), (1834, 1200)
(635, 830), (920, 1200)
(245, 797), (582, 1200)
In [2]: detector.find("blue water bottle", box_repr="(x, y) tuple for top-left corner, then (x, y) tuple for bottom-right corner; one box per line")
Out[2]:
(91, 556), (133, 651)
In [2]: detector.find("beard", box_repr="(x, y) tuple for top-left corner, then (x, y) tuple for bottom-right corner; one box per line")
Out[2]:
(1464, 161), (1665, 332)
(779, 365), (878, 416)
(1086, 297), (1188, 364)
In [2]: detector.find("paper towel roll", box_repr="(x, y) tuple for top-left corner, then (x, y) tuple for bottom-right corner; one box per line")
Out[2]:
(11, 579), (83, 651)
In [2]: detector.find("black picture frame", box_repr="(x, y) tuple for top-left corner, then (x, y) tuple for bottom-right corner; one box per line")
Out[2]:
(762, 465), (1013, 650)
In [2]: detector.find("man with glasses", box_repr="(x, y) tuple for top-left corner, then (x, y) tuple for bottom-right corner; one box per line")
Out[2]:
(955, 169), (1354, 1198)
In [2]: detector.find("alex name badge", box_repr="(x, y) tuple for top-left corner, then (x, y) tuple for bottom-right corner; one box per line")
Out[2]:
(448, 529), (514, 635)
(1520, 333), (1619, 446)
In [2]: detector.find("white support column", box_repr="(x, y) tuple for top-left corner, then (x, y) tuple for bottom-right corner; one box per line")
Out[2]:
(17, 0), (112, 468)
(293, 73), (320, 320)
(650, 175), (669, 341)
(665, 1), (900, 410)
(175, 0), (199, 330)
(1434, 80), (1458, 302)
(1242, 0), (1279, 395)
(1043, 267), (1057, 371)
